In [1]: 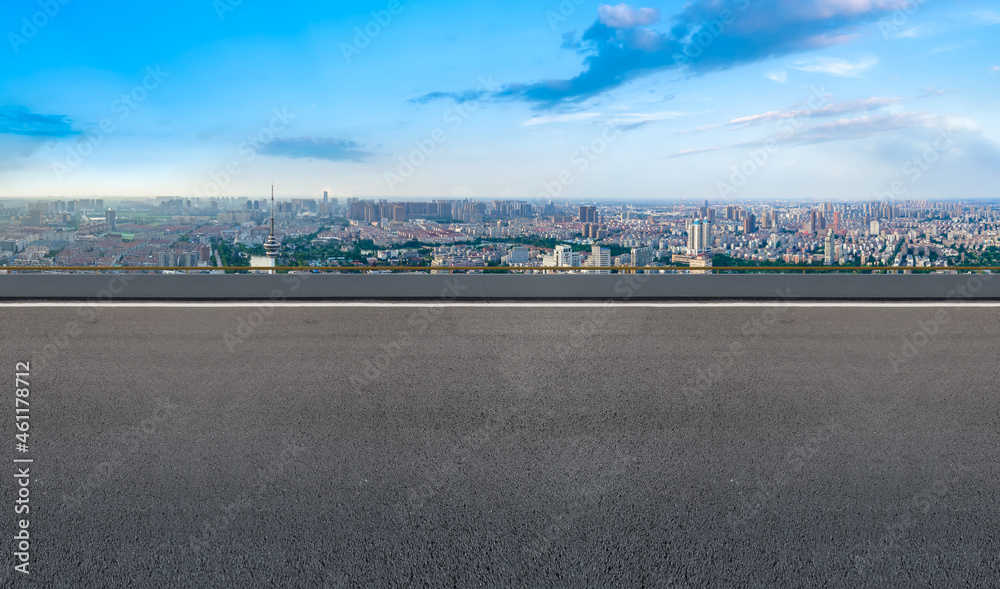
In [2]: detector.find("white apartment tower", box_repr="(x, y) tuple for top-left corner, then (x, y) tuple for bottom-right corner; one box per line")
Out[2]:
(588, 245), (611, 274)
(824, 230), (834, 265)
(687, 219), (712, 254)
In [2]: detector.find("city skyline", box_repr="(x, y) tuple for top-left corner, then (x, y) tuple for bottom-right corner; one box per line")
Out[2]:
(4, 195), (998, 273)
(2, 0), (999, 200)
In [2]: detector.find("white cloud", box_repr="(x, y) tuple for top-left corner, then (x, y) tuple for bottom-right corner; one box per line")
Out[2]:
(597, 4), (660, 28)
(933, 45), (963, 54)
(895, 24), (929, 38)
(690, 97), (909, 133)
(811, 0), (914, 18)
(993, 66), (1000, 72)
(767, 71), (788, 83)
(663, 112), (941, 159)
(616, 111), (693, 122)
(973, 11), (1000, 25)
(792, 56), (878, 77)
(521, 112), (601, 126)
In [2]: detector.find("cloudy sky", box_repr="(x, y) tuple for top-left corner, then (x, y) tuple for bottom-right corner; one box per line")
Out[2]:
(1, 0), (998, 201)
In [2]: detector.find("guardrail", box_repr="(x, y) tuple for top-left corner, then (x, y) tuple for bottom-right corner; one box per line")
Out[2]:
(1, 273), (998, 300)
(1, 266), (996, 273)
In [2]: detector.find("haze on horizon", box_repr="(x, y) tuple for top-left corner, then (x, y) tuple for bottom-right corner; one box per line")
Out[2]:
(1, 0), (998, 201)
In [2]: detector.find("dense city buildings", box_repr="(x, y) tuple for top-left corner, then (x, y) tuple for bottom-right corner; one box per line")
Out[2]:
(2, 196), (999, 273)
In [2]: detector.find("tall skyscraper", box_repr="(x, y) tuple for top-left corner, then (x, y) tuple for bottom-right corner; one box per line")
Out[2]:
(106, 209), (116, 231)
(579, 205), (597, 224)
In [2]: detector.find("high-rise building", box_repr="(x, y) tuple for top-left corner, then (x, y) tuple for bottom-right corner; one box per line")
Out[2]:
(687, 219), (712, 254)
(743, 213), (756, 234)
(507, 247), (530, 265)
(588, 245), (610, 274)
(106, 209), (116, 231)
(579, 205), (597, 224)
(808, 209), (819, 234)
(555, 244), (571, 266)
(631, 246), (653, 272)
(582, 223), (607, 239)
(553, 244), (581, 268)
(825, 230), (834, 265)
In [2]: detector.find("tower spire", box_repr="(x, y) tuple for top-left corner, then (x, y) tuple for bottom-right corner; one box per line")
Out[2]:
(263, 183), (281, 267)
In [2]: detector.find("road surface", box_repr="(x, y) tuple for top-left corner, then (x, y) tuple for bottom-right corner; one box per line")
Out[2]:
(2, 303), (998, 587)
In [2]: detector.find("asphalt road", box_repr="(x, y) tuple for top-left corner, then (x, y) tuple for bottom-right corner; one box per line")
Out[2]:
(2, 304), (999, 587)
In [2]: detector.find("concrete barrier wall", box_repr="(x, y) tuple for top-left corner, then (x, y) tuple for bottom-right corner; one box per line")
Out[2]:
(0, 274), (997, 300)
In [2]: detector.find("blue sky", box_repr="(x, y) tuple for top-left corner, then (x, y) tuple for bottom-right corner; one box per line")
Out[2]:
(1, 0), (998, 201)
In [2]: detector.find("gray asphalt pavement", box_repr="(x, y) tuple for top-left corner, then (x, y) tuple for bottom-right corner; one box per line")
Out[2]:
(2, 304), (999, 587)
